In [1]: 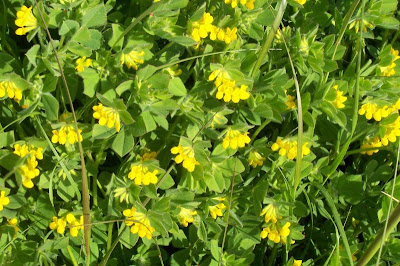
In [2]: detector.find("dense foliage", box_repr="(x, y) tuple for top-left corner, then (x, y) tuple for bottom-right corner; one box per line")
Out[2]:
(1, 0), (400, 265)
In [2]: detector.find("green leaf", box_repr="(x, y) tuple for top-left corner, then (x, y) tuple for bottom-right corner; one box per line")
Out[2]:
(108, 24), (124, 51)
(111, 130), (134, 157)
(0, 131), (14, 148)
(59, 20), (80, 36)
(73, 27), (103, 50)
(25, 45), (40, 67)
(78, 68), (99, 97)
(141, 111), (157, 132)
(41, 93), (59, 121)
(335, 175), (364, 204)
(82, 4), (107, 28)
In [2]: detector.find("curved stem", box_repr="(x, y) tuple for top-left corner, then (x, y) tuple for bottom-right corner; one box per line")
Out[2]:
(250, 119), (270, 144)
(250, 0), (287, 79)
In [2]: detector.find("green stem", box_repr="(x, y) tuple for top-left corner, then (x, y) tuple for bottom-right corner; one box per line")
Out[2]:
(356, 204), (400, 265)
(250, 119), (270, 144)
(99, 226), (127, 266)
(106, 223), (113, 251)
(250, 0), (287, 79)
(267, 244), (278, 266)
(33, 0), (91, 257)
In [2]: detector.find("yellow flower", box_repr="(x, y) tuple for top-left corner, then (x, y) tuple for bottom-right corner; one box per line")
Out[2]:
(58, 168), (77, 181)
(248, 150), (265, 168)
(271, 137), (311, 160)
(220, 27), (238, 44)
(286, 95), (296, 110)
(75, 56), (92, 72)
(215, 77), (250, 103)
(299, 36), (309, 55)
(141, 151), (157, 162)
(51, 124), (83, 145)
(178, 207), (197, 227)
(379, 62), (396, 77)
(360, 136), (382, 155)
(222, 129), (251, 149)
(190, 12), (215, 43)
(293, 259), (302, 266)
(123, 207), (155, 240)
(381, 116), (400, 146)
(14, 143), (43, 160)
(275, 27), (290, 43)
(92, 103), (121, 132)
(332, 85), (347, 109)
(0, 81), (23, 103)
(0, 191), (10, 211)
(171, 145), (199, 172)
(60, 0), (76, 4)
(15, 6), (38, 36)
(260, 221), (291, 244)
(260, 204), (281, 223)
(19, 156), (40, 188)
(120, 50), (145, 70)
(209, 202), (226, 219)
(66, 214), (84, 237)
(165, 64), (183, 77)
(128, 164), (158, 186)
(358, 103), (394, 121)
(295, 0), (306, 5)
(49, 216), (67, 235)
(114, 187), (130, 203)
(7, 218), (19, 237)
(349, 19), (373, 33)
(224, 0), (255, 9)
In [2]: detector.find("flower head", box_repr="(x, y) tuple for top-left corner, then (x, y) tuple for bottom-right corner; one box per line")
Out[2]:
(75, 56), (92, 72)
(260, 221), (291, 244)
(141, 151), (157, 162)
(7, 218), (19, 237)
(19, 156), (40, 188)
(14, 143), (43, 160)
(0, 191), (10, 211)
(114, 187), (130, 203)
(51, 124), (83, 145)
(178, 207), (197, 227)
(248, 150), (265, 168)
(93, 103), (121, 132)
(15, 6), (38, 35)
(66, 214), (84, 237)
(358, 103), (394, 121)
(120, 50), (145, 70)
(49, 216), (67, 235)
(222, 129), (251, 149)
(286, 95), (296, 110)
(295, 0), (306, 5)
(128, 164), (158, 186)
(271, 137), (310, 160)
(293, 259), (302, 266)
(123, 207), (155, 240)
(332, 85), (347, 109)
(260, 204), (281, 223)
(171, 145), (199, 172)
(209, 198), (226, 219)
(0, 81), (23, 103)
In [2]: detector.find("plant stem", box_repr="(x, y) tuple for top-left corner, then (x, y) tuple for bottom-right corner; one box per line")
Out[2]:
(250, 0), (287, 79)
(33, 0), (91, 256)
(356, 203), (400, 265)
(67, 245), (78, 266)
(99, 226), (127, 266)
(250, 119), (270, 144)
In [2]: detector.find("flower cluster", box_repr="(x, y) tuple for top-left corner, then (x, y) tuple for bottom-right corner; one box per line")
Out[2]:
(209, 69), (250, 103)
(360, 136), (381, 156)
(295, 0), (306, 5)
(222, 129), (251, 149)
(49, 214), (83, 237)
(92, 103), (121, 132)
(260, 204), (281, 223)
(190, 12), (238, 45)
(171, 145), (199, 172)
(0, 81), (23, 103)
(349, 19), (373, 33)
(127, 164), (158, 186)
(14, 144), (44, 188)
(51, 124), (83, 145)
(293, 259), (302, 266)
(15, 6), (38, 36)
(209, 197), (226, 219)
(358, 102), (397, 121)
(275, 26), (291, 43)
(379, 48), (400, 77)
(75, 56), (92, 72)
(114, 187), (130, 203)
(248, 150), (266, 168)
(332, 85), (347, 109)
(178, 207), (197, 227)
(271, 138), (311, 160)
(224, 0), (255, 9)
(260, 221), (291, 244)
(123, 207), (155, 240)
(361, 116), (400, 155)
(120, 50), (145, 70)
(286, 95), (296, 110)
(141, 151), (157, 162)
(0, 191), (10, 211)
